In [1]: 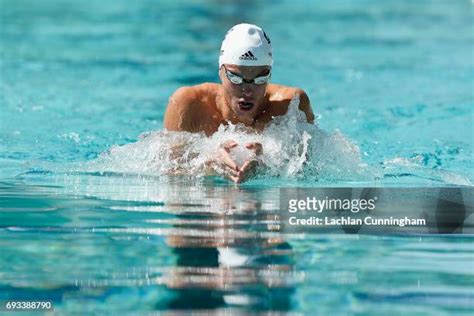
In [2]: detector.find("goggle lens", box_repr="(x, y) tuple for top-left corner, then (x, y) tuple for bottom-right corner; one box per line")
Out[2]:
(225, 67), (271, 85)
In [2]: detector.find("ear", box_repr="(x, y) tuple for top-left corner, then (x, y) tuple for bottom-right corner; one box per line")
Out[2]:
(218, 66), (224, 82)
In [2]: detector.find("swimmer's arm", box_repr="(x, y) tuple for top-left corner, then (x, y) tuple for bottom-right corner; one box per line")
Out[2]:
(296, 89), (315, 124)
(163, 87), (201, 133)
(163, 90), (238, 180)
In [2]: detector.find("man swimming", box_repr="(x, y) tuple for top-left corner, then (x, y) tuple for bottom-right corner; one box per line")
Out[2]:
(164, 23), (315, 183)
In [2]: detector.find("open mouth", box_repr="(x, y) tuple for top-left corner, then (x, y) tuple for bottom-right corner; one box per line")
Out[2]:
(238, 101), (254, 112)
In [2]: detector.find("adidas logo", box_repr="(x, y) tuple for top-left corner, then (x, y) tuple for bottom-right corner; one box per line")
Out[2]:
(239, 51), (257, 61)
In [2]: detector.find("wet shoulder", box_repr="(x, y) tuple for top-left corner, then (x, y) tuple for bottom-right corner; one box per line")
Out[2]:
(265, 84), (303, 116)
(165, 83), (221, 134)
(194, 83), (221, 106)
(172, 83), (216, 102)
(170, 83), (220, 112)
(255, 84), (314, 126)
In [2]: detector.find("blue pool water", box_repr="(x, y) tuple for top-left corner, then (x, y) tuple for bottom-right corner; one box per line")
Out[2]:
(1, 0), (473, 314)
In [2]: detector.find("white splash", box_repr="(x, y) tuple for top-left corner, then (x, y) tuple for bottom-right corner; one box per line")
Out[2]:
(84, 95), (368, 181)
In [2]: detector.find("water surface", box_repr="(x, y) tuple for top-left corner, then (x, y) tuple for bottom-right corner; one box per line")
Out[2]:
(1, 0), (473, 314)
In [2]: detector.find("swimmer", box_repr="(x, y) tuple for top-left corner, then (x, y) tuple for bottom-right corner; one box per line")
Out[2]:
(164, 23), (315, 183)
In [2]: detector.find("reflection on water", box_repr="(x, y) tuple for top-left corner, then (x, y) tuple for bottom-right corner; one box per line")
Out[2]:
(0, 173), (303, 312)
(162, 190), (298, 311)
(1, 172), (473, 314)
(136, 176), (300, 310)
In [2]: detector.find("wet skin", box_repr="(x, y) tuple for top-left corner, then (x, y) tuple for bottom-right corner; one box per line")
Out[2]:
(163, 64), (315, 183)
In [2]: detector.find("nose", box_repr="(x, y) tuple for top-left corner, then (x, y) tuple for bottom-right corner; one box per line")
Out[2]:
(241, 89), (252, 97)
(241, 84), (254, 96)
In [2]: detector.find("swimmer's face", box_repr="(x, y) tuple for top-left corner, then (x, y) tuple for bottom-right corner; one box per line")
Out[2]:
(219, 64), (270, 123)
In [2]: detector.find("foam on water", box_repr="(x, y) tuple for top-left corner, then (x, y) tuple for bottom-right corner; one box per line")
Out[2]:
(83, 95), (370, 182)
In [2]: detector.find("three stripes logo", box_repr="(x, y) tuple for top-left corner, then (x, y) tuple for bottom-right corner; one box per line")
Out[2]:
(239, 51), (257, 61)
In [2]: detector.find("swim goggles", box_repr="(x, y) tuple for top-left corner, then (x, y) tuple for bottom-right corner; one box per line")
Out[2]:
(223, 66), (271, 85)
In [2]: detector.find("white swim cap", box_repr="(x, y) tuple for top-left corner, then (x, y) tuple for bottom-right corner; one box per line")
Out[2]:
(219, 23), (273, 67)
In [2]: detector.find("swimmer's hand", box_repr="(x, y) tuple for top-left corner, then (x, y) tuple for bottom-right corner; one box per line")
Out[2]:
(207, 140), (263, 184)
(235, 142), (263, 183)
(206, 140), (240, 183)
(244, 142), (263, 156)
